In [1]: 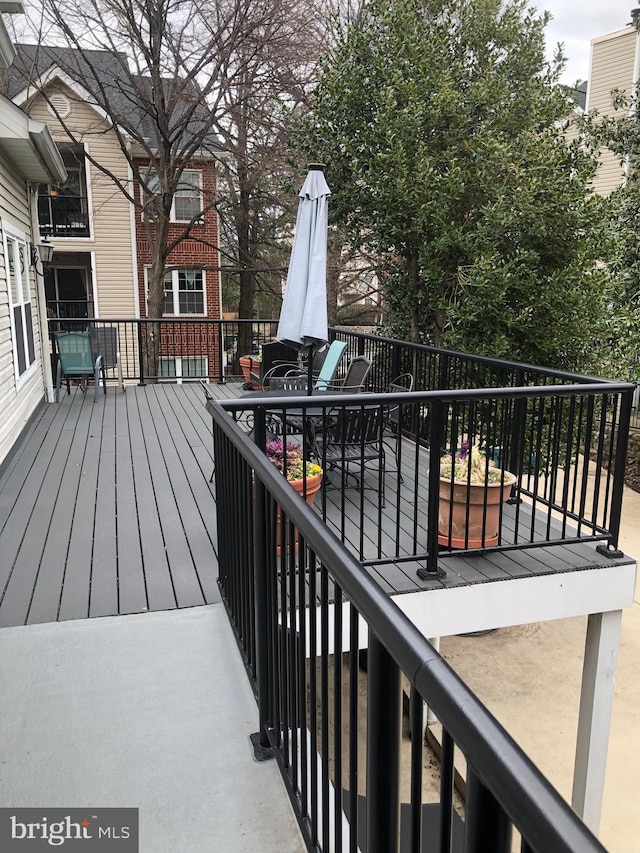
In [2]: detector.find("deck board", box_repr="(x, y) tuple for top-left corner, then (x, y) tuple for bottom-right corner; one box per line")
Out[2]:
(0, 381), (634, 627)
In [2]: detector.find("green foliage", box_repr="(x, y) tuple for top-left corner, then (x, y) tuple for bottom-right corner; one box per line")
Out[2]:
(584, 86), (640, 380)
(299, 0), (608, 373)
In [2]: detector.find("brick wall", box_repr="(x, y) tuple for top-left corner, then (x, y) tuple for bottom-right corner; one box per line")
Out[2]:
(134, 158), (221, 376)
(135, 158), (220, 321)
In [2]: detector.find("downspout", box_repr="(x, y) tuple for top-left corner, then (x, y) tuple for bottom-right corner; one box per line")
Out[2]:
(29, 183), (55, 402)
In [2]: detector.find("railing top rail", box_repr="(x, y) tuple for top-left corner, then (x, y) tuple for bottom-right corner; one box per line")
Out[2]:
(220, 383), (635, 414)
(333, 326), (622, 386)
(47, 317), (625, 389)
(208, 399), (605, 852)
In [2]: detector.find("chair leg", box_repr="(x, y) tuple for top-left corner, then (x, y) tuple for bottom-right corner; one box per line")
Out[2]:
(55, 359), (62, 403)
(93, 356), (106, 402)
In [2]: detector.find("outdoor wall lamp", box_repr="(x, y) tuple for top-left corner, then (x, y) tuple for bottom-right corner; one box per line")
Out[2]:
(30, 237), (54, 275)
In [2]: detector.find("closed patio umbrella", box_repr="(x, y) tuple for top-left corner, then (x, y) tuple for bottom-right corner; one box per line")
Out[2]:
(277, 164), (331, 391)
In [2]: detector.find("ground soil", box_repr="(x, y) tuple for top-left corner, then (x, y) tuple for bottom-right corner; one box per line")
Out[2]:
(625, 455), (640, 493)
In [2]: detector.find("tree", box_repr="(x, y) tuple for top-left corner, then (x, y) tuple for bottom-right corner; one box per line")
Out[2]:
(300, 0), (609, 372)
(10, 0), (322, 373)
(584, 83), (640, 380)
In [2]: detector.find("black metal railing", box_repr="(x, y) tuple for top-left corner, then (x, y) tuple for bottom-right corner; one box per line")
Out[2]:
(44, 317), (637, 400)
(216, 379), (632, 574)
(38, 195), (91, 238)
(210, 398), (607, 853)
(48, 318), (280, 384)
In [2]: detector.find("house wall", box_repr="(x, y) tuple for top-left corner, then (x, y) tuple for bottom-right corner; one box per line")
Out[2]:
(588, 26), (638, 196)
(134, 157), (221, 376)
(134, 157), (220, 320)
(25, 84), (137, 318)
(0, 147), (44, 465)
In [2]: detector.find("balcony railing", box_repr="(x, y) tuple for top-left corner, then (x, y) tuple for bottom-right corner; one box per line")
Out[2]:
(38, 195), (90, 238)
(209, 399), (609, 853)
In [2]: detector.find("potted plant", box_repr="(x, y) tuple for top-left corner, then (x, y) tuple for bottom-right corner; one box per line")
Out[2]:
(438, 441), (515, 548)
(266, 439), (323, 553)
(238, 352), (261, 388)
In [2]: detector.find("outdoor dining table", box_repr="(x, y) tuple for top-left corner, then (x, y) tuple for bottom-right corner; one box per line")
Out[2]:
(240, 387), (342, 443)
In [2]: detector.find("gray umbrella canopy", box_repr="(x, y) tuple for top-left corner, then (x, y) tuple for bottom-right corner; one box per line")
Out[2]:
(277, 166), (331, 349)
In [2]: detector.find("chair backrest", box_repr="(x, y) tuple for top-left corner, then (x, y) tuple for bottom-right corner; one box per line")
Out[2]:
(339, 356), (372, 393)
(54, 331), (95, 375)
(387, 373), (415, 429)
(260, 341), (299, 378)
(89, 327), (118, 369)
(328, 405), (383, 445)
(268, 375), (308, 391)
(314, 340), (347, 390)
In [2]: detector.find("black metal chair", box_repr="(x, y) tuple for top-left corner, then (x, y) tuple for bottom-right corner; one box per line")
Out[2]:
(327, 355), (372, 393)
(383, 373), (414, 480)
(312, 403), (386, 505)
(248, 341), (299, 388)
(89, 326), (124, 391)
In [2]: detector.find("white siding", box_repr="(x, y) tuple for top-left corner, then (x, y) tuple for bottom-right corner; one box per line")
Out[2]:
(0, 147), (45, 467)
(588, 28), (637, 196)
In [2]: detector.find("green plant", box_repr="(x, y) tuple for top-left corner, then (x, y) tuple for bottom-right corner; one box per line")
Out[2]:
(265, 439), (322, 482)
(440, 441), (505, 484)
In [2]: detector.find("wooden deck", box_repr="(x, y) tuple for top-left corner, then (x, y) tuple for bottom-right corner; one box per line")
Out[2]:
(0, 383), (219, 627)
(0, 381), (634, 628)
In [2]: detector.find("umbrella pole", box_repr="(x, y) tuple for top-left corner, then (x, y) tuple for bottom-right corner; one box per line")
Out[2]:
(307, 344), (314, 395)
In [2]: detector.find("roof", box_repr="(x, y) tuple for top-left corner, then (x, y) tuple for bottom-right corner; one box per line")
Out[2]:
(6, 44), (220, 153)
(572, 81), (588, 112)
(0, 90), (67, 183)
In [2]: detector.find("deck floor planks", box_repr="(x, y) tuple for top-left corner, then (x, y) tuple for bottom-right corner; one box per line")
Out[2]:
(0, 398), (59, 515)
(57, 397), (108, 620)
(89, 387), (119, 617)
(144, 386), (219, 604)
(126, 388), (179, 612)
(0, 383), (634, 628)
(135, 387), (205, 609)
(27, 392), (97, 624)
(0, 395), (87, 626)
(113, 388), (148, 616)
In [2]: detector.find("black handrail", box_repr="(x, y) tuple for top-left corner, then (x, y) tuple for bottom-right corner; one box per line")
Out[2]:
(209, 397), (607, 853)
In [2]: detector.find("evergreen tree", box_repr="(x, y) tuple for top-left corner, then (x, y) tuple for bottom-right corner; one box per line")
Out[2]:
(301, 0), (608, 372)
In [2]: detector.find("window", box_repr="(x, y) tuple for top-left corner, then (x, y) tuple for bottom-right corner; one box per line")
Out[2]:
(159, 357), (208, 383)
(3, 225), (36, 384)
(161, 268), (205, 315)
(174, 171), (202, 221)
(145, 169), (203, 222)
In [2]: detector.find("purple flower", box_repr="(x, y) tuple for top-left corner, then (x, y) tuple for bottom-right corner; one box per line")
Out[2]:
(456, 440), (470, 461)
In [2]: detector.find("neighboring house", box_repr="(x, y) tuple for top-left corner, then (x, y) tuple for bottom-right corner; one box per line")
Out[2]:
(4, 45), (222, 381)
(0, 6), (67, 466)
(586, 15), (640, 195)
(134, 157), (220, 381)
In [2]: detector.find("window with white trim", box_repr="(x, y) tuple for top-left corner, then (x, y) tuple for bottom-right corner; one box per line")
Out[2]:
(159, 356), (208, 383)
(161, 268), (205, 315)
(3, 226), (36, 383)
(145, 169), (203, 222)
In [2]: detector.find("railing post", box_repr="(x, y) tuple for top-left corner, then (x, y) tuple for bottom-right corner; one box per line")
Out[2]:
(418, 397), (446, 578)
(366, 632), (401, 853)
(250, 407), (274, 760)
(137, 321), (146, 386)
(464, 767), (512, 853)
(218, 320), (225, 384)
(597, 388), (632, 558)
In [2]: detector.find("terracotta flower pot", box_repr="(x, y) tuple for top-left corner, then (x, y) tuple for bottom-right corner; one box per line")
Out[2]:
(239, 355), (260, 388)
(438, 471), (516, 548)
(276, 472), (323, 555)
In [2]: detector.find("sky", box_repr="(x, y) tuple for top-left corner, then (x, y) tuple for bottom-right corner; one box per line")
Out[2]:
(534, 1), (637, 84)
